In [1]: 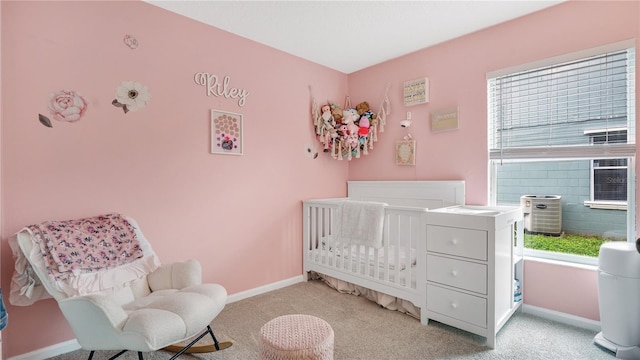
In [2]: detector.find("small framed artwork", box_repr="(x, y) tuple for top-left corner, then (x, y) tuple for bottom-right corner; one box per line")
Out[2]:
(395, 139), (416, 166)
(403, 78), (429, 106)
(431, 107), (459, 132)
(211, 109), (243, 155)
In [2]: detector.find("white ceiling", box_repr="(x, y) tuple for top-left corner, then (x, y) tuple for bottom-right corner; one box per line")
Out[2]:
(146, 0), (564, 74)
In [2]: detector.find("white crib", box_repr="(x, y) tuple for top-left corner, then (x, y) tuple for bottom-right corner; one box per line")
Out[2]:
(302, 181), (465, 310)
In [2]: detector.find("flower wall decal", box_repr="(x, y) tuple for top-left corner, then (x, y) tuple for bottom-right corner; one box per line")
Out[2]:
(112, 81), (151, 113)
(123, 34), (138, 49)
(38, 90), (88, 127)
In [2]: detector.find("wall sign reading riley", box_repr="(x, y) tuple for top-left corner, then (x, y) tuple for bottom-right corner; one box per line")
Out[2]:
(194, 72), (249, 107)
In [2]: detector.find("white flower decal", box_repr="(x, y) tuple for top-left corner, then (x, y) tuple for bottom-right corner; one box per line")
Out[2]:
(112, 81), (151, 113)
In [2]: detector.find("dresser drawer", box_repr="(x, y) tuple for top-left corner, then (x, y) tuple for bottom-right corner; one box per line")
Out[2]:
(426, 284), (487, 328)
(427, 254), (487, 294)
(427, 225), (487, 260)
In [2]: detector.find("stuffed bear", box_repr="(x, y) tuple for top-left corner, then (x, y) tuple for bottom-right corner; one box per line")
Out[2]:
(330, 102), (343, 124)
(356, 101), (370, 116)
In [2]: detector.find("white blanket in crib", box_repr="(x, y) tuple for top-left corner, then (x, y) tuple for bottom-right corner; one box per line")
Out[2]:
(335, 200), (387, 248)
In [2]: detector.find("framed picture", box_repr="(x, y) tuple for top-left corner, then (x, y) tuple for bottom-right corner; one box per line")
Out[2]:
(431, 107), (459, 132)
(211, 110), (243, 155)
(403, 78), (429, 106)
(395, 139), (416, 165)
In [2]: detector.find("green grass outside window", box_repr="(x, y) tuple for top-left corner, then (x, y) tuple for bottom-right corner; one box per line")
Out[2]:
(524, 233), (616, 258)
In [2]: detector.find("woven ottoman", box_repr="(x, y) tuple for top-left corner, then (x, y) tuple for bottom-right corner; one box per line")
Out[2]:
(258, 314), (334, 360)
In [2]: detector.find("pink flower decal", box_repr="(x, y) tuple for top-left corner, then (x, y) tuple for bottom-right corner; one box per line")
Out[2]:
(123, 35), (138, 49)
(39, 90), (88, 127)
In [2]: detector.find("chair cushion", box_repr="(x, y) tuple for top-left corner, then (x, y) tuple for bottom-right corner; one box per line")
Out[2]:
(120, 283), (227, 350)
(147, 259), (202, 291)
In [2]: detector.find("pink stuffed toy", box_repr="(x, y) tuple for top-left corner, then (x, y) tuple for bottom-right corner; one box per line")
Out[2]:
(337, 124), (348, 136)
(358, 116), (370, 136)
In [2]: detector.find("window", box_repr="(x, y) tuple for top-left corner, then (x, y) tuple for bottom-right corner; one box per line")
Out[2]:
(586, 129), (628, 208)
(488, 43), (636, 265)
(592, 159), (627, 201)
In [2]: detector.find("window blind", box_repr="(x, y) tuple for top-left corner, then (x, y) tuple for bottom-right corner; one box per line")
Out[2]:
(489, 48), (636, 160)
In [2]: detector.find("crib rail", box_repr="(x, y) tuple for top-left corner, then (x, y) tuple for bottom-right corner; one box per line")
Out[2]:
(303, 199), (427, 307)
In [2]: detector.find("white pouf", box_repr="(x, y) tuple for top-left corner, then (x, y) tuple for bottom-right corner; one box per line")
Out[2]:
(259, 314), (334, 360)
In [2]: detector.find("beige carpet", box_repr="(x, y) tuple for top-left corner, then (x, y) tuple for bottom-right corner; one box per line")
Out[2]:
(49, 279), (614, 360)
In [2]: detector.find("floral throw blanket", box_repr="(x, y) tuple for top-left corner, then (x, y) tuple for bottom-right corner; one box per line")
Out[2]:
(26, 213), (144, 281)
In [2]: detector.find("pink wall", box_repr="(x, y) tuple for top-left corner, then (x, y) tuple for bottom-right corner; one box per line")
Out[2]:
(0, 1), (349, 357)
(348, 0), (639, 322)
(1, 0), (639, 358)
(524, 259), (599, 320)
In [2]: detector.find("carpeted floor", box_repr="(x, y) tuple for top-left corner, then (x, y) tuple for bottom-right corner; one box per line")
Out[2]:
(49, 279), (615, 360)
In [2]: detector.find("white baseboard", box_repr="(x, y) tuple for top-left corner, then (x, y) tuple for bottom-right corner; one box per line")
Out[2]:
(8, 276), (304, 360)
(8, 339), (81, 360)
(522, 304), (601, 332)
(227, 275), (304, 303)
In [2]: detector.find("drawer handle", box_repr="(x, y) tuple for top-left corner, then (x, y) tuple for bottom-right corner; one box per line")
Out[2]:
(451, 302), (458, 309)
(450, 239), (458, 246)
(451, 270), (458, 277)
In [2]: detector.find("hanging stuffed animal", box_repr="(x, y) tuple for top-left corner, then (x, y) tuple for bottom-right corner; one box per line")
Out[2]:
(358, 115), (370, 136)
(330, 102), (343, 125)
(319, 104), (337, 150)
(342, 108), (360, 136)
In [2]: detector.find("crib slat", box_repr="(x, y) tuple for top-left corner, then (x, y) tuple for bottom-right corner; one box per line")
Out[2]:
(358, 244), (364, 276)
(393, 214), (402, 284)
(383, 215), (390, 282)
(321, 207), (328, 266)
(403, 213), (410, 289)
(403, 214), (412, 289)
(311, 206), (317, 251)
(372, 246), (377, 277)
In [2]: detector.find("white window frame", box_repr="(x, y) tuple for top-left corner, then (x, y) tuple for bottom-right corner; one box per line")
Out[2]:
(585, 128), (629, 209)
(588, 160), (628, 209)
(488, 41), (636, 266)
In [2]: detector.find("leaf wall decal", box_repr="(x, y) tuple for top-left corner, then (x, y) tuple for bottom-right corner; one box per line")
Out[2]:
(38, 114), (52, 128)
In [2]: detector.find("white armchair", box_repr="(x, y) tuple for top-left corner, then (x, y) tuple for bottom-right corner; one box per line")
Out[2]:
(10, 214), (229, 359)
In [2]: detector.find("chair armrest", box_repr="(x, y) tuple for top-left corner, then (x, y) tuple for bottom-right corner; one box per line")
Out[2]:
(147, 259), (202, 291)
(58, 295), (129, 339)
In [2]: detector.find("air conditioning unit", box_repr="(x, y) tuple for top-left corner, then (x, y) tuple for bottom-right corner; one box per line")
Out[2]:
(520, 195), (562, 236)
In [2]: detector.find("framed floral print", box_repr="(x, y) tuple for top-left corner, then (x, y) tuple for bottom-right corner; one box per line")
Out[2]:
(395, 139), (416, 165)
(211, 110), (243, 155)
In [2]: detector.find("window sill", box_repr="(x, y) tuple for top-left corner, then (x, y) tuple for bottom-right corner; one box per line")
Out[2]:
(583, 201), (627, 210)
(524, 248), (598, 267)
(523, 255), (598, 271)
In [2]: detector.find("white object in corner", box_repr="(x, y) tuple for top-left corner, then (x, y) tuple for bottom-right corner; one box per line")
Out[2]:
(594, 241), (640, 359)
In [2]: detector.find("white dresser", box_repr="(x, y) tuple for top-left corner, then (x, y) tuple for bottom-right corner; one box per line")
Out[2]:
(422, 205), (524, 348)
